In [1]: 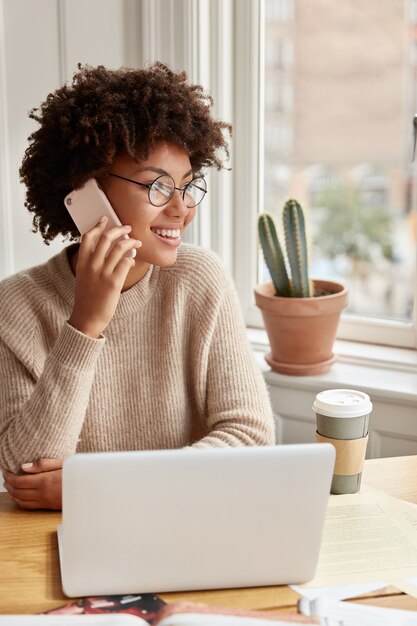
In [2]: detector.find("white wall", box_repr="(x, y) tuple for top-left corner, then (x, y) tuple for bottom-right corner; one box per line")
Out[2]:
(0, 0), (140, 279)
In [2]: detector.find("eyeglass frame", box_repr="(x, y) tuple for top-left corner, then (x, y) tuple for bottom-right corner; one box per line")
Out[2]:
(109, 172), (207, 208)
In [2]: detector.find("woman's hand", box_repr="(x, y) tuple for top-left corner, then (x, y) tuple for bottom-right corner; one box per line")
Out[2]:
(2, 459), (63, 510)
(68, 217), (142, 338)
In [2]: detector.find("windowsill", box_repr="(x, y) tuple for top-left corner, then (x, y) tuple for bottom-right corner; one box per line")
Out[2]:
(248, 327), (417, 404)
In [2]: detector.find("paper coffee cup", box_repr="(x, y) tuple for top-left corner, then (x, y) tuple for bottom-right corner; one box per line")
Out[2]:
(313, 389), (372, 495)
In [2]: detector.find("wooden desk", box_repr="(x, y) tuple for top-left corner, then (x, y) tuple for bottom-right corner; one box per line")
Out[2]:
(1, 455), (417, 615)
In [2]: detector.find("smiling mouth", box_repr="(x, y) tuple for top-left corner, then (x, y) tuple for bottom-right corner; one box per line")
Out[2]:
(150, 227), (181, 239)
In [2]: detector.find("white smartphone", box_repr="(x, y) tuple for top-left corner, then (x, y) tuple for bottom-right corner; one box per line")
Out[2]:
(64, 178), (136, 257)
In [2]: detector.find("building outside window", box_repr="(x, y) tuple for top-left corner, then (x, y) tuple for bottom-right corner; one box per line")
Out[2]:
(262, 0), (417, 338)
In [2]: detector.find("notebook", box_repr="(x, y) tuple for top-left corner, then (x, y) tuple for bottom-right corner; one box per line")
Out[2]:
(58, 444), (335, 597)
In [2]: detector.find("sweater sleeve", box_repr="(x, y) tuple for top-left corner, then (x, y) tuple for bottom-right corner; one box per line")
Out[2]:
(191, 273), (276, 449)
(0, 322), (105, 472)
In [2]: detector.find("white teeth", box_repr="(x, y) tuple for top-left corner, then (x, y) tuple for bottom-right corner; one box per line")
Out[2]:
(152, 228), (180, 238)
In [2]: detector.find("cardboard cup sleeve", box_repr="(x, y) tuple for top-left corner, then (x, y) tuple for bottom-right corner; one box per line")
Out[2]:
(316, 432), (368, 475)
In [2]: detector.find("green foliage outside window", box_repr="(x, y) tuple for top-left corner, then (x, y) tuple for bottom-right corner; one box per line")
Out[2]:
(313, 185), (395, 265)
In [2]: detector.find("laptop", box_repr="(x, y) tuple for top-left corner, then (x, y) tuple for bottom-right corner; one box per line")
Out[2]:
(58, 444), (335, 597)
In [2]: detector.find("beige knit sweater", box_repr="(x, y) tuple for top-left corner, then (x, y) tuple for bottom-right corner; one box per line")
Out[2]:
(0, 243), (275, 472)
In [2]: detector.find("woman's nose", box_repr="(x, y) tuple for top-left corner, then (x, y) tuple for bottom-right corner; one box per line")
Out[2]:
(164, 189), (189, 217)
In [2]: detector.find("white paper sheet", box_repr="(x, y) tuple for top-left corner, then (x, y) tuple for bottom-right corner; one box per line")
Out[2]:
(291, 581), (388, 601)
(299, 596), (417, 625)
(301, 492), (417, 588)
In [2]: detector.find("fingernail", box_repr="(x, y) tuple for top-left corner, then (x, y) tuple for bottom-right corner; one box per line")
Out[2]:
(124, 225), (132, 231)
(22, 462), (33, 470)
(99, 216), (107, 223)
(135, 240), (142, 247)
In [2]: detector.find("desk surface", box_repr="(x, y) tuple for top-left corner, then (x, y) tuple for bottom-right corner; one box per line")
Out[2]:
(1, 455), (417, 615)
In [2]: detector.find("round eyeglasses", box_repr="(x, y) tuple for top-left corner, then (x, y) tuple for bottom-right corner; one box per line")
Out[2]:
(109, 172), (207, 208)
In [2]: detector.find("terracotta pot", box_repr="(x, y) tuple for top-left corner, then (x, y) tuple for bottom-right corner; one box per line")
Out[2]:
(254, 280), (348, 376)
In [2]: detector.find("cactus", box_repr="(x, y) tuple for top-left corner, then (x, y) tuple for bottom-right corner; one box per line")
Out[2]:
(258, 199), (314, 298)
(258, 213), (292, 297)
(283, 199), (313, 297)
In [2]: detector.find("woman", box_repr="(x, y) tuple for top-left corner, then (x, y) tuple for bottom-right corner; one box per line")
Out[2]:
(0, 63), (275, 510)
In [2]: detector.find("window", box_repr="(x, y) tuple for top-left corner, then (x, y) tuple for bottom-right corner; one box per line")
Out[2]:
(237, 0), (417, 348)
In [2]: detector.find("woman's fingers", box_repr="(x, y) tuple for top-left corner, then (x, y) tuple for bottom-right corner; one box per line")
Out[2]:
(92, 224), (134, 266)
(112, 255), (137, 284)
(77, 216), (109, 262)
(3, 471), (41, 500)
(21, 458), (63, 473)
(10, 497), (40, 510)
(104, 237), (142, 274)
(77, 218), (135, 264)
(3, 469), (41, 488)
(4, 482), (39, 501)
(4, 468), (63, 510)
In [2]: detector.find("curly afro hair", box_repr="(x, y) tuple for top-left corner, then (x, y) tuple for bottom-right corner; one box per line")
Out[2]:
(19, 62), (231, 244)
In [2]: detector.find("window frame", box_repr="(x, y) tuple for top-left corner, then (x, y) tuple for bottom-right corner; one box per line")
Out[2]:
(139, 0), (234, 272)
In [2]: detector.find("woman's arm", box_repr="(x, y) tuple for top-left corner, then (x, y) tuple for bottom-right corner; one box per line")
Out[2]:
(0, 325), (100, 510)
(0, 219), (141, 473)
(0, 325), (105, 472)
(192, 273), (276, 449)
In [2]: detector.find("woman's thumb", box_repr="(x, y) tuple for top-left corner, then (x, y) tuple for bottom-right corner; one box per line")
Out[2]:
(21, 458), (63, 473)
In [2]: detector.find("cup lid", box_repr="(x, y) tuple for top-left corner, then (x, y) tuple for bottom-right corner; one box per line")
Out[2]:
(313, 389), (372, 418)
